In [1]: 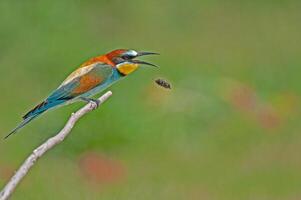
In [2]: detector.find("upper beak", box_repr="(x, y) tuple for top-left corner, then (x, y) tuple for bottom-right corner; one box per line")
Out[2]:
(132, 51), (159, 67)
(136, 51), (160, 57)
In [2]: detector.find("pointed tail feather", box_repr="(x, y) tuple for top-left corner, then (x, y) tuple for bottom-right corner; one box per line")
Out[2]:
(5, 99), (66, 139)
(4, 115), (39, 139)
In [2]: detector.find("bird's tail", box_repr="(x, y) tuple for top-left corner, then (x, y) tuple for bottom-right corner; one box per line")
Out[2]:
(4, 99), (66, 139)
(4, 114), (40, 139)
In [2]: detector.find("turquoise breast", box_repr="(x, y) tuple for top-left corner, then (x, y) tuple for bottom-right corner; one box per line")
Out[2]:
(80, 68), (123, 98)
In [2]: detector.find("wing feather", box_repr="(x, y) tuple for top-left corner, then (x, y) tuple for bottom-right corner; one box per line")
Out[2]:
(48, 62), (113, 101)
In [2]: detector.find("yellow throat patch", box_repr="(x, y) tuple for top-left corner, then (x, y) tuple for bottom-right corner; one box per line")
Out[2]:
(117, 63), (139, 75)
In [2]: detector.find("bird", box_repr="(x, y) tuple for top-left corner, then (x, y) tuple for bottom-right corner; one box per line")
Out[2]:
(5, 49), (158, 139)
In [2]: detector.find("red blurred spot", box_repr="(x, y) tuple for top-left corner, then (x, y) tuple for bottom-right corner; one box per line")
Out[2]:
(224, 80), (281, 130)
(230, 86), (257, 112)
(0, 164), (14, 181)
(78, 152), (126, 184)
(257, 107), (280, 129)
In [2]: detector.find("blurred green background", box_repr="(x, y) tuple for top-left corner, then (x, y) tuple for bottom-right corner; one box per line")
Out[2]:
(1, 0), (301, 199)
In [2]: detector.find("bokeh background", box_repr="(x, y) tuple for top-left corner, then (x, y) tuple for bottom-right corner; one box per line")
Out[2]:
(1, 1), (301, 199)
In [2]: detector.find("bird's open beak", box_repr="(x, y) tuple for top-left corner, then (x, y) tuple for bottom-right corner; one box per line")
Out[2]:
(131, 51), (159, 67)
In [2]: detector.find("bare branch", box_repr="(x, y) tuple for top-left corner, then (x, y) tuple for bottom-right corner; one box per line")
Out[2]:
(0, 91), (113, 200)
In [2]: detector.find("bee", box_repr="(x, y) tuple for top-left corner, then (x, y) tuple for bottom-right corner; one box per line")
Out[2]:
(155, 78), (171, 89)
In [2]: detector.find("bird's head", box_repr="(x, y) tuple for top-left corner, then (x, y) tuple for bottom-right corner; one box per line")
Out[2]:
(106, 49), (159, 76)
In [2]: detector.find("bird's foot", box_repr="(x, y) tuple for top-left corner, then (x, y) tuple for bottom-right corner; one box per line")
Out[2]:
(80, 97), (100, 110)
(89, 99), (100, 109)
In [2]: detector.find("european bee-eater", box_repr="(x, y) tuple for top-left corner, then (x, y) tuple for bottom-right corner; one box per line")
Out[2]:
(5, 49), (158, 139)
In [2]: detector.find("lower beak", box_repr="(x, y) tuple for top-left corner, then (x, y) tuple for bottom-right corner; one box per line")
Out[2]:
(131, 60), (158, 67)
(132, 51), (159, 67)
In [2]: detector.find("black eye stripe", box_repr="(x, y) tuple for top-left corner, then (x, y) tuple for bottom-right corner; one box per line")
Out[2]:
(112, 57), (124, 64)
(122, 55), (134, 60)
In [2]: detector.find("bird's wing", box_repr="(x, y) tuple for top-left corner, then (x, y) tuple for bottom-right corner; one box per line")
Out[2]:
(22, 62), (113, 120)
(48, 62), (113, 101)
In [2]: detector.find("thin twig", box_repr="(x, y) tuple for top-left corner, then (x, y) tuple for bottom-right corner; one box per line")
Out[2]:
(0, 91), (113, 200)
